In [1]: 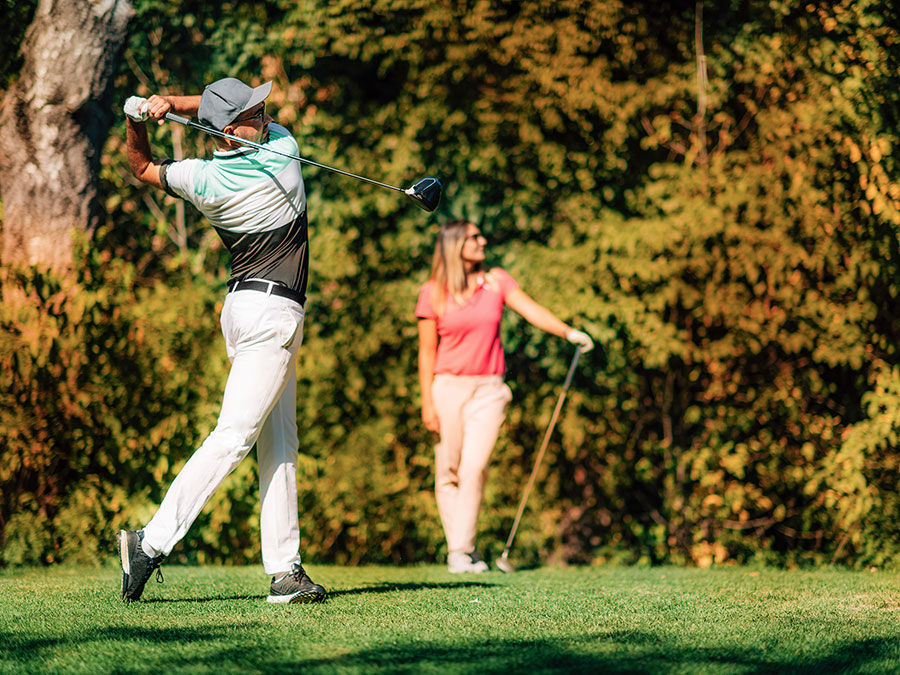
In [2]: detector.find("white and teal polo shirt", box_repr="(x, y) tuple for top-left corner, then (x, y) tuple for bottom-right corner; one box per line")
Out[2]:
(160, 123), (309, 297)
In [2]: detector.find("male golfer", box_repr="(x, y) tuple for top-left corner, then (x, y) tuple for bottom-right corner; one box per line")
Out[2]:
(119, 77), (324, 604)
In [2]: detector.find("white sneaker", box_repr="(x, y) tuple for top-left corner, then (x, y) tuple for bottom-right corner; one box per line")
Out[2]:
(448, 551), (490, 573)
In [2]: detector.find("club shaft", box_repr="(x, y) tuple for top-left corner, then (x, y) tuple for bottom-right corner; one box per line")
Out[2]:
(501, 347), (583, 558)
(164, 113), (405, 193)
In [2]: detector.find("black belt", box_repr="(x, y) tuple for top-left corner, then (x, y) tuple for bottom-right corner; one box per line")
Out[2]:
(227, 279), (306, 306)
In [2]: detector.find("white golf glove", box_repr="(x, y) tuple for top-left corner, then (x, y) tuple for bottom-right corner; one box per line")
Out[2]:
(566, 328), (594, 353)
(123, 96), (149, 122)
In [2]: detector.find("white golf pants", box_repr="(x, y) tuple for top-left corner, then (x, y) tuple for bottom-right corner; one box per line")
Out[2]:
(143, 288), (305, 575)
(431, 374), (512, 554)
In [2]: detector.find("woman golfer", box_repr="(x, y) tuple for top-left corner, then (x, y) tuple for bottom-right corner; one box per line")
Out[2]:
(416, 220), (594, 573)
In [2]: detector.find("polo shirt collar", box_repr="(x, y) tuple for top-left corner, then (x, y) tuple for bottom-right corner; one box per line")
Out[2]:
(213, 147), (257, 159)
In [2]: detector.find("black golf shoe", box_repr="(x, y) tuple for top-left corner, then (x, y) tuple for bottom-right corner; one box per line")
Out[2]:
(118, 529), (165, 603)
(266, 562), (326, 604)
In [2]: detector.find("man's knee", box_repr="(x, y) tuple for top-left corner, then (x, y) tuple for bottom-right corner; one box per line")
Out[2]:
(207, 424), (258, 459)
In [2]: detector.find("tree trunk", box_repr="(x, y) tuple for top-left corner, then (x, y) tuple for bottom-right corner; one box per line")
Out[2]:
(0, 0), (132, 272)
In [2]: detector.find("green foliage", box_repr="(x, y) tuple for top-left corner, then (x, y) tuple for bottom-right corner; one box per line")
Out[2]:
(0, 0), (37, 89)
(4, 0), (900, 568)
(0, 246), (226, 565)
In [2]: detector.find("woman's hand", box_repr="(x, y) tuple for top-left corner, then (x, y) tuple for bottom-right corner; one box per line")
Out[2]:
(422, 402), (441, 433)
(566, 328), (594, 353)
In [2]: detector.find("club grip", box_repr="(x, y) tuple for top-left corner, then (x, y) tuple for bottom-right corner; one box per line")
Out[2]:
(164, 112), (190, 125)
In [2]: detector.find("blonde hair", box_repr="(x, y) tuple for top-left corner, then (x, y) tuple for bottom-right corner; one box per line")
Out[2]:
(429, 220), (481, 316)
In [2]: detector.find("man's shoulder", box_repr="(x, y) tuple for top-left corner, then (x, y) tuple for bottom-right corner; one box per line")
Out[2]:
(267, 122), (292, 137)
(168, 156), (208, 171)
(167, 156), (211, 181)
(161, 157), (208, 199)
(265, 123), (299, 150)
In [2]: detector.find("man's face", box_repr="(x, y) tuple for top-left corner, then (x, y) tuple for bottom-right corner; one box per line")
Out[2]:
(224, 103), (272, 144)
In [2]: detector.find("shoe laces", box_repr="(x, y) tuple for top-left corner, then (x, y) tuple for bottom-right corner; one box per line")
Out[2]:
(135, 555), (165, 589)
(135, 531), (165, 585)
(289, 563), (308, 583)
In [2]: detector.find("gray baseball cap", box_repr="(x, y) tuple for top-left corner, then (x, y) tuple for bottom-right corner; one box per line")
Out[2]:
(198, 77), (272, 131)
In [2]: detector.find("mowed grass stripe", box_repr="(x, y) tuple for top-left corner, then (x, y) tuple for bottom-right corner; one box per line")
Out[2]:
(2, 565), (900, 674)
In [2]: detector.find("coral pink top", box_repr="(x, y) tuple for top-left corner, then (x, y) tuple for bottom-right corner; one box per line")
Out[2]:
(415, 268), (519, 375)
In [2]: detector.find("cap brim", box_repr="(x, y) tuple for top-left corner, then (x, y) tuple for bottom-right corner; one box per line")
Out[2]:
(240, 81), (272, 114)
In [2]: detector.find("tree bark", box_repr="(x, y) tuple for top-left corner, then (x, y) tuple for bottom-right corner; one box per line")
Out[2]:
(0, 0), (132, 272)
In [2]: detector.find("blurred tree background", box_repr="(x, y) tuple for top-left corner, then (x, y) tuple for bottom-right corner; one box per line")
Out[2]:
(2, 0), (900, 568)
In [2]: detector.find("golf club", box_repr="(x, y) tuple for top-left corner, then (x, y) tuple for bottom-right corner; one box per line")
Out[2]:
(496, 346), (583, 573)
(163, 112), (442, 212)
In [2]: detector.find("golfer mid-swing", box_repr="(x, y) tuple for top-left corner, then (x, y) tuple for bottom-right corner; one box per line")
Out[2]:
(119, 77), (324, 603)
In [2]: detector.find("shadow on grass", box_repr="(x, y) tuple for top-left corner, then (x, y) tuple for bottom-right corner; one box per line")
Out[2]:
(583, 630), (900, 675)
(327, 580), (496, 598)
(255, 632), (900, 674)
(143, 594), (266, 604)
(0, 625), (235, 657)
(137, 580), (495, 604)
(3, 626), (899, 673)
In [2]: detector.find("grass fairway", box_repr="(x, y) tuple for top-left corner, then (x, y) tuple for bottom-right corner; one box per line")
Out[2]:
(2, 564), (900, 673)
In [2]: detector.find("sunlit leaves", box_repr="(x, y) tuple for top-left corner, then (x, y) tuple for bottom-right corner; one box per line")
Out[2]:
(6, 0), (900, 566)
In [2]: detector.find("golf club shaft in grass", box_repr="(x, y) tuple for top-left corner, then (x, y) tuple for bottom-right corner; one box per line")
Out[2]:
(499, 346), (583, 568)
(163, 113), (441, 211)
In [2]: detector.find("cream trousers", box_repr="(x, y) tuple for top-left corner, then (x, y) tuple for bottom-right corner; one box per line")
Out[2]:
(143, 289), (305, 575)
(431, 374), (512, 553)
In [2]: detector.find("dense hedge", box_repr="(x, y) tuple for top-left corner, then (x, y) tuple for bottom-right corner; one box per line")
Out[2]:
(0, 245), (225, 564)
(3, 0), (900, 568)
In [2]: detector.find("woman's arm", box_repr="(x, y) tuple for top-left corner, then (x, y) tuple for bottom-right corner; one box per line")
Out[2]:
(417, 319), (441, 432)
(504, 287), (571, 337)
(505, 286), (595, 351)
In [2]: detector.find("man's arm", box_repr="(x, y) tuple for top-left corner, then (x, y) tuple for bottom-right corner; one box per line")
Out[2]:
(126, 117), (167, 190)
(125, 94), (201, 189)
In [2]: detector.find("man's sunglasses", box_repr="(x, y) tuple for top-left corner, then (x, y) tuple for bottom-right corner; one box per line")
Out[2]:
(232, 105), (265, 125)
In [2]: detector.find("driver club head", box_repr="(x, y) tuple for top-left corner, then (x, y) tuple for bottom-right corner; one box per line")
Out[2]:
(404, 176), (442, 212)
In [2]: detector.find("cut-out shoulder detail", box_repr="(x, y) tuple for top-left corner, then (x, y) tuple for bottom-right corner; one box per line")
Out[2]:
(483, 268), (501, 292)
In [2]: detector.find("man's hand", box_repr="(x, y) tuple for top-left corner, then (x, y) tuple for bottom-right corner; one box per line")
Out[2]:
(566, 328), (594, 353)
(123, 96), (149, 122)
(124, 95), (176, 125)
(143, 95), (175, 124)
(422, 403), (440, 433)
